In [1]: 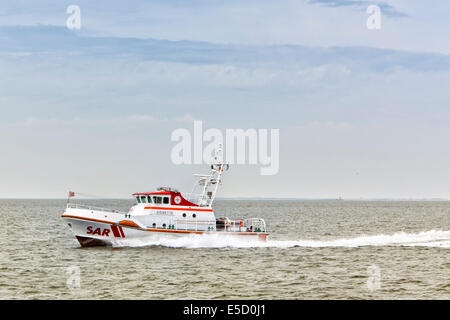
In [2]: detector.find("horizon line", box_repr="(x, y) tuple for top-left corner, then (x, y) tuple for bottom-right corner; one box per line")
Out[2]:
(0, 197), (448, 201)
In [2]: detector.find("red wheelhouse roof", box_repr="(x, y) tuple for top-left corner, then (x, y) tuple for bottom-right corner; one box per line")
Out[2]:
(132, 191), (174, 196)
(132, 190), (199, 207)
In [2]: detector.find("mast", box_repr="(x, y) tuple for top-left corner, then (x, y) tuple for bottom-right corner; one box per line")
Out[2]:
(193, 145), (229, 207)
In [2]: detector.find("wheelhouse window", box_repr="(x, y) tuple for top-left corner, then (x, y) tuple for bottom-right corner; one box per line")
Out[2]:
(163, 196), (170, 204)
(153, 196), (162, 204)
(140, 195), (147, 203)
(147, 195), (152, 203)
(136, 196), (141, 203)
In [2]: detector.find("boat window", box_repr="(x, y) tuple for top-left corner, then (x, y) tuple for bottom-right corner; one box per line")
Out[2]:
(147, 195), (152, 203)
(153, 196), (162, 204)
(140, 195), (147, 203)
(136, 196), (141, 203)
(163, 196), (169, 204)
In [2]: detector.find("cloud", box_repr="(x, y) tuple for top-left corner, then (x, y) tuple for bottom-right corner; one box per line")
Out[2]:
(0, 114), (198, 129)
(1, 24), (450, 198)
(1, 1), (449, 54)
(1, 26), (450, 73)
(308, 0), (407, 18)
(1, 25), (450, 131)
(127, 114), (156, 122)
(175, 114), (196, 123)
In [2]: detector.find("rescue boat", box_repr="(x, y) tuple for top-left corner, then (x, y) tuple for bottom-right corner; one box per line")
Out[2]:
(61, 147), (268, 247)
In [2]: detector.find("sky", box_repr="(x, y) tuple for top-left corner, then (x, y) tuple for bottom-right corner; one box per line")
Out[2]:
(0, 0), (450, 199)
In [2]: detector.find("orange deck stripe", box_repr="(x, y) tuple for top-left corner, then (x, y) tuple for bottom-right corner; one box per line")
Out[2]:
(119, 220), (140, 228)
(61, 214), (114, 225)
(62, 214), (265, 236)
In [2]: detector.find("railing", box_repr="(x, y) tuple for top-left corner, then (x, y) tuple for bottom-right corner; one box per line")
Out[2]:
(66, 202), (127, 214)
(222, 217), (242, 232)
(170, 218), (267, 233)
(213, 217), (267, 233)
(173, 219), (216, 231)
(243, 218), (267, 233)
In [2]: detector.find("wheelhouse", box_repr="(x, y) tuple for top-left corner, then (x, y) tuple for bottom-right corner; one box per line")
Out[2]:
(132, 187), (198, 207)
(134, 194), (171, 205)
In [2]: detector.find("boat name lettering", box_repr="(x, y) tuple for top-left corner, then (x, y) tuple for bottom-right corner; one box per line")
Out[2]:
(156, 210), (174, 215)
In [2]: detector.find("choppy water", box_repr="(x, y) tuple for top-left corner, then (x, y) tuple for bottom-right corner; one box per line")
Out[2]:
(1, 199), (449, 299)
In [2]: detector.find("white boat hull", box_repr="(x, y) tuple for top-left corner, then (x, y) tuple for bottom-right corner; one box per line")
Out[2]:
(62, 209), (268, 247)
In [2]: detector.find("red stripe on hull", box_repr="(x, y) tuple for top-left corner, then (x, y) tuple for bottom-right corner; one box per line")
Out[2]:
(118, 226), (125, 238)
(110, 225), (121, 238)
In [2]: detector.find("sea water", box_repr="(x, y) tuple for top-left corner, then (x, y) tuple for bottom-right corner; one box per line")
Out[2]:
(1, 199), (449, 299)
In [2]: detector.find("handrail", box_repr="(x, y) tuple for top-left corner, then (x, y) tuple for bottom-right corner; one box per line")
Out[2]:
(173, 219), (216, 231)
(66, 202), (127, 214)
(243, 218), (267, 233)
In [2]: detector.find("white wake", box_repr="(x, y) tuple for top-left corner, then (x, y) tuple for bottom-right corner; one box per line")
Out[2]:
(115, 230), (450, 249)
